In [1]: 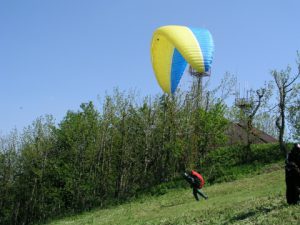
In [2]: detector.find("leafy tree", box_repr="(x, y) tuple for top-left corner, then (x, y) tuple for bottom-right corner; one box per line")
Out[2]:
(192, 102), (228, 167)
(271, 54), (300, 153)
(55, 102), (102, 211)
(11, 116), (56, 224)
(0, 130), (20, 225)
(288, 99), (300, 142)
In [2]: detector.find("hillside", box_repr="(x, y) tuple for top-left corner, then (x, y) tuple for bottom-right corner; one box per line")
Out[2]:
(46, 162), (300, 225)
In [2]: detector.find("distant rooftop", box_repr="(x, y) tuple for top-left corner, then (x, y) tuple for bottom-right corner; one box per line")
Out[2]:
(226, 122), (277, 145)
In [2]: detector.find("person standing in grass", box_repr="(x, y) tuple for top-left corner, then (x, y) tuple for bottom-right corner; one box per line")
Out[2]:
(285, 143), (300, 205)
(183, 170), (208, 201)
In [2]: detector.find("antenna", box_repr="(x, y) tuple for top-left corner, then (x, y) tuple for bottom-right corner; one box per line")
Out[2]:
(235, 81), (253, 114)
(188, 65), (210, 78)
(188, 65), (210, 109)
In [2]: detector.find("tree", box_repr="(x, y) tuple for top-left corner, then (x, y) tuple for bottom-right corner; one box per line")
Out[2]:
(55, 102), (102, 211)
(182, 73), (236, 168)
(288, 99), (300, 142)
(0, 130), (20, 225)
(14, 116), (56, 224)
(271, 54), (300, 153)
(194, 103), (228, 164)
(241, 86), (273, 148)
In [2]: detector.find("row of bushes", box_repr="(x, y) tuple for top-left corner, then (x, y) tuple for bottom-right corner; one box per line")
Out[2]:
(201, 143), (284, 184)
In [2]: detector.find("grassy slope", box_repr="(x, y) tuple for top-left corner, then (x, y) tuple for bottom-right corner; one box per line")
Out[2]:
(47, 163), (300, 225)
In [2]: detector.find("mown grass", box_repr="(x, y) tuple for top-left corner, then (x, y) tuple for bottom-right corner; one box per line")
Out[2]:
(45, 162), (300, 225)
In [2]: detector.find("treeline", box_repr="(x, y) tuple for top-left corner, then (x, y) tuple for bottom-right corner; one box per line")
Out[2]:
(0, 89), (228, 225)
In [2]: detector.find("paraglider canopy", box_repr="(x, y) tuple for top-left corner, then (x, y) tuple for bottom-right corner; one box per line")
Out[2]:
(151, 25), (214, 94)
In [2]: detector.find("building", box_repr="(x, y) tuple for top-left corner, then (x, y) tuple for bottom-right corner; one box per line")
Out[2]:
(226, 122), (277, 145)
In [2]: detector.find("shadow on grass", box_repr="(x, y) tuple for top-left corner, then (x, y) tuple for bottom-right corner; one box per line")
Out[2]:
(222, 202), (287, 225)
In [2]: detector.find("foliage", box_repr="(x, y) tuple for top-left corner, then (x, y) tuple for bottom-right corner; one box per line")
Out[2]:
(271, 53), (300, 152)
(288, 99), (300, 141)
(0, 85), (229, 225)
(201, 143), (283, 184)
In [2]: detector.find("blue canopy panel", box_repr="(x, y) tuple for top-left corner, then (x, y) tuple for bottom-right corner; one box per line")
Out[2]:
(171, 48), (187, 94)
(190, 28), (214, 73)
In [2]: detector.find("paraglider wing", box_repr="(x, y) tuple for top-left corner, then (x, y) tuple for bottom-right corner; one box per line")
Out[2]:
(151, 25), (214, 94)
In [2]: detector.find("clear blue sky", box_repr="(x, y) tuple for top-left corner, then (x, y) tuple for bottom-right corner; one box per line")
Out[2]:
(1, 0), (300, 134)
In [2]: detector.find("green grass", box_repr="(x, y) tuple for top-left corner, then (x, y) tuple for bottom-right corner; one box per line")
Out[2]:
(46, 162), (299, 225)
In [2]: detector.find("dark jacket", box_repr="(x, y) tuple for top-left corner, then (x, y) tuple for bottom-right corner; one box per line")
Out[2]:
(285, 143), (300, 204)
